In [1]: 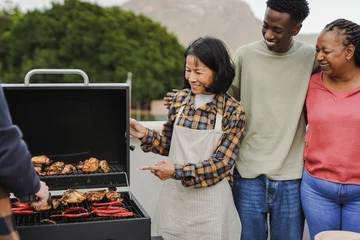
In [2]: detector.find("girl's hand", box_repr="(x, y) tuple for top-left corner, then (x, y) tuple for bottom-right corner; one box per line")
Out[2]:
(140, 160), (175, 181)
(129, 118), (146, 139)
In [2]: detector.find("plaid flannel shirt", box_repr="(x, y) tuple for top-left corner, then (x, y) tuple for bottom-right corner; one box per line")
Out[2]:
(141, 89), (245, 188)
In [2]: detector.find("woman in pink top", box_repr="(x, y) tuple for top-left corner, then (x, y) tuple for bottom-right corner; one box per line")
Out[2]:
(301, 19), (360, 240)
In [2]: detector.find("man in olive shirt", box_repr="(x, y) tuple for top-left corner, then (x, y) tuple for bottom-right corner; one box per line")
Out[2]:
(228, 0), (318, 239)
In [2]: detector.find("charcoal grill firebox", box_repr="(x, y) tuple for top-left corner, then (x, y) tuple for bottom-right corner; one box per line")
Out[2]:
(3, 69), (151, 240)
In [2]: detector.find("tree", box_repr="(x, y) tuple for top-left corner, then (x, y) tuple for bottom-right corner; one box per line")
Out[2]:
(0, 0), (184, 101)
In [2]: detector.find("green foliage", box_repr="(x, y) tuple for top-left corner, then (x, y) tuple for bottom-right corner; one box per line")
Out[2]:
(0, 0), (184, 100)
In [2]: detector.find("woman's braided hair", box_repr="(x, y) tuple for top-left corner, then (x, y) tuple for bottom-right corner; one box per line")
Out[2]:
(324, 18), (360, 67)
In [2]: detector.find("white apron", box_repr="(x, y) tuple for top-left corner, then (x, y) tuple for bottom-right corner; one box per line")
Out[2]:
(154, 101), (241, 240)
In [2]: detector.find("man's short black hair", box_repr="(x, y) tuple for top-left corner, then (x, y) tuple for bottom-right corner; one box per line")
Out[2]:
(266, 0), (310, 23)
(183, 36), (235, 94)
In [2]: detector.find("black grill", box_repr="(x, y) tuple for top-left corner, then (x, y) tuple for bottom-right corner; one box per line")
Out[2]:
(4, 80), (151, 240)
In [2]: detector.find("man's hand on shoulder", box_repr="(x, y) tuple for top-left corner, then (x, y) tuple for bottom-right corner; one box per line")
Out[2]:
(163, 89), (179, 109)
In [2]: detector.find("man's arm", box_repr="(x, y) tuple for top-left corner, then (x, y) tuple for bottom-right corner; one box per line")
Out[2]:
(0, 86), (41, 197)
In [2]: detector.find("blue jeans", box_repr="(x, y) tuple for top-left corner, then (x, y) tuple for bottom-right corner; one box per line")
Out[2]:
(232, 168), (304, 240)
(301, 169), (360, 240)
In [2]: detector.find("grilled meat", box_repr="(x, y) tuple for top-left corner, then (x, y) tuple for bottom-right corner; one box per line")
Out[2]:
(44, 161), (64, 171)
(33, 201), (52, 211)
(60, 189), (86, 205)
(61, 164), (76, 175)
(31, 155), (51, 165)
(34, 166), (46, 176)
(52, 199), (60, 210)
(33, 163), (43, 168)
(106, 191), (122, 202)
(82, 157), (100, 173)
(33, 194), (53, 211)
(99, 160), (110, 173)
(76, 161), (84, 170)
(44, 161), (65, 175)
(85, 190), (107, 202)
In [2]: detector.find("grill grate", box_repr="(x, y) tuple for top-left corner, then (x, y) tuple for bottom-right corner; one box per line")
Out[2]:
(37, 163), (129, 190)
(40, 163), (125, 179)
(13, 192), (144, 226)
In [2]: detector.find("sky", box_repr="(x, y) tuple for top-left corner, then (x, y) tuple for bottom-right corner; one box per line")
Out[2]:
(242, 0), (360, 34)
(4, 0), (360, 34)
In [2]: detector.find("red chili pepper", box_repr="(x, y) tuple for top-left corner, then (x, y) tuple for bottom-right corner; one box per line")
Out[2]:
(50, 212), (90, 218)
(12, 207), (32, 211)
(64, 207), (88, 213)
(12, 210), (34, 215)
(92, 201), (122, 207)
(94, 212), (134, 217)
(91, 209), (129, 214)
(91, 206), (127, 211)
(12, 203), (31, 209)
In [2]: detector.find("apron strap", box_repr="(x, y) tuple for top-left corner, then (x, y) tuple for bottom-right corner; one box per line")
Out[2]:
(214, 94), (225, 131)
(215, 113), (222, 131)
(175, 105), (185, 126)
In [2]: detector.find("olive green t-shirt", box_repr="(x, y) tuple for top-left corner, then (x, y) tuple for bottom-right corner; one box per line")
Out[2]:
(229, 40), (318, 180)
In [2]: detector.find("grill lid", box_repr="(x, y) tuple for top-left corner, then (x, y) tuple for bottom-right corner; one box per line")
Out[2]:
(3, 69), (131, 190)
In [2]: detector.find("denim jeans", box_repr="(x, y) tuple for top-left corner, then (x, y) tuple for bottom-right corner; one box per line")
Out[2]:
(232, 168), (304, 240)
(301, 169), (360, 240)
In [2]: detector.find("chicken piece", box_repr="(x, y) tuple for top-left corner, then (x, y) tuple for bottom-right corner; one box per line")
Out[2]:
(34, 166), (46, 176)
(52, 199), (60, 210)
(44, 161), (65, 176)
(105, 191), (122, 202)
(33, 200), (52, 211)
(76, 161), (84, 170)
(82, 157), (100, 173)
(33, 194), (52, 211)
(99, 160), (110, 173)
(44, 161), (65, 172)
(60, 189), (86, 205)
(34, 166), (42, 174)
(85, 190), (107, 202)
(31, 155), (51, 165)
(33, 198), (61, 211)
(60, 164), (76, 175)
(33, 163), (43, 168)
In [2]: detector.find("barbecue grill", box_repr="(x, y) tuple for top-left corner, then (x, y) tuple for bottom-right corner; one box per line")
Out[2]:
(3, 69), (151, 240)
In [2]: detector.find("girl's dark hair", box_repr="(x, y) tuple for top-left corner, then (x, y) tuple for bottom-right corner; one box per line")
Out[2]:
(183, 36), (235, 94)
(266, 0), (310, 23)
(323, 18), (360, 67)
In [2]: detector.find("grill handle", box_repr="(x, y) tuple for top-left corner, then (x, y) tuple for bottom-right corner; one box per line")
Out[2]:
(24, 69), (89, 86)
